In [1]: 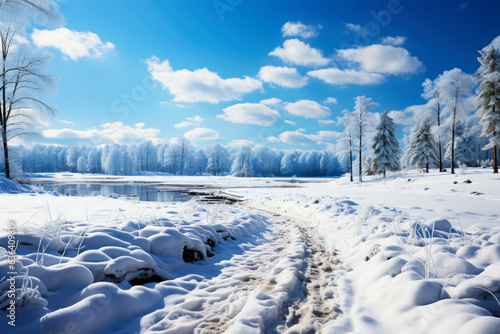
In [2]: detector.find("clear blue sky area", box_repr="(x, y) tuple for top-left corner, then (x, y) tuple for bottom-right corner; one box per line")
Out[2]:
(32, 0), (500, 149)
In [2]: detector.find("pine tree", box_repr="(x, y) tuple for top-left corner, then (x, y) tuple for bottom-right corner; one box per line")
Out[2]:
(409, 117), (438, 173)
(372, 109), (400, 177)
(241, 158), (253, 177)
(476, 43), (500, 173)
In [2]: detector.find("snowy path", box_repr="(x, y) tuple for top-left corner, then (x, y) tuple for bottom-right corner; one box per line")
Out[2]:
(137, 212), (310, 334)
(282, 225), (339, 333)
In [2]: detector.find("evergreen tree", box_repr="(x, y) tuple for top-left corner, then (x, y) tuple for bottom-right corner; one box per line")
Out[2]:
(372, 109), (400, 177)
(476, 42), (500, 173)
(408, 117), (438, 173)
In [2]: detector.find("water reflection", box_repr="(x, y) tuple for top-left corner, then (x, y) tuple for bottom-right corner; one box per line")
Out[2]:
(35, 183), (193, 202)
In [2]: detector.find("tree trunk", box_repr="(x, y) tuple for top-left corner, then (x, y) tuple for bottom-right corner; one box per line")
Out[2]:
(2, 125), (9, 179)
(349, 150), (353, 182)
(383, 169), (386, 178)
(437, 104), (442, 172)
(451, 113), (456, 174)
(426, 163), (429, 173)
(359, 128), (363, 182)
(494, 145), (498, 174)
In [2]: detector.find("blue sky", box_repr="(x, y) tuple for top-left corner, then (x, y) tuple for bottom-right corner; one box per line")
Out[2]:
(29, 0), (500, 149)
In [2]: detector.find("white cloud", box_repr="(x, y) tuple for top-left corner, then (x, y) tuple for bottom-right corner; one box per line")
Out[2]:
(317, 130), (342, 139)
(388, 109), (414, 126)
(269, 131), (317, 146)
(258, 66), (308, 88)
(284, 120), (297, 126)
(284, 100), (331, 119)
(267, 129), (341, 146)
(281, 21), (322, 39)
(183, 127), (219, 141)
(345, 23), (366, 34)
(269, 39), (330, 67)
(228, 139), (254, 148)
(42, 122), (163, 145)
(381, 36), (407, 46)
(174, 116), (204, 128)
(260, 98), (282, 107)
(338, 44), (424, 75)
(318, 119), (336, 126)
(59, 120), (74, 125)
(324, 97), (338, 104)
(307, 68), (386, 85)
(218, 103), (280, 126)
(31, 28), (114, 60)
(146, 56), (262, 103)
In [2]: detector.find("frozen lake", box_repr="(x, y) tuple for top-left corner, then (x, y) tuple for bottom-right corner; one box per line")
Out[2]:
(32, 182), (194, 202)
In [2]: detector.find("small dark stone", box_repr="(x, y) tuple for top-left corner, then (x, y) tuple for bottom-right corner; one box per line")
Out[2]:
(182, 246), (204, 263)
(453, 181), (458, 184)
(464, 179), (472, 184)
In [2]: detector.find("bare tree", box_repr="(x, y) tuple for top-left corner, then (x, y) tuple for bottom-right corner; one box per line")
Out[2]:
(351, 96), (378, 182)
(178, 138), (191, 176)
(436, 68), (476, 174)
(422, 78), (444, 172)
(1, 28), (55, 178)
(337, 109), (356, 182)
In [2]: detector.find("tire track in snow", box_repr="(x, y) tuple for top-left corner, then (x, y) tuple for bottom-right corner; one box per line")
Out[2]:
(282, 223), (340, 333)
(141, 212), (308, 334)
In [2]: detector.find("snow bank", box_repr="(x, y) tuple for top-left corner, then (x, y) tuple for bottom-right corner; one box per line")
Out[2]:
(245, 170), (500, 334)
(0, 192), (290, 333)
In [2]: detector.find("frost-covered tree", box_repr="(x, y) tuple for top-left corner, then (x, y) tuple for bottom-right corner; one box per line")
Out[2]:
(372, 109), (400, 177)
(77, 156), (87, 173)
(66, 145), (80, 172)
(178, 138), (191, 176)
(436, 68), (476, 174)
(337, 109), (357, 182)
(164, 142), (180, 175)
(351, 96), (378, 181)
(408, 116), (438, 173)
(206, 144), (228, 176)
(230, 146), (252, 177)
(422, 78), (445, 172)
(87, 148), (101, 173)
(240, 158), (253, 177)
(103, 146), (121, 175)
(475, 40), (500, 174)
(280, 153), (296, 176)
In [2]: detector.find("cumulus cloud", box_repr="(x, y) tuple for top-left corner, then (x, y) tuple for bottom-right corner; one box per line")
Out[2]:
(337, 44), (424, 75)
(258, 66), (308, 88)
(284, 120), (297, 126)
(260, 98), (282, 107)
(388, 109), (414, 126)
(284, 100), (331, 119)
(228, 139), (254, 148)
(174, 116), (204, 128)
(218, 103), (280, 126)
(345, 23), (366, 34)
(381, 36), (407, 46)
(324, 97), (338, 104)
(269, 39), (330, 67)
(281, 21), (322, 39)
(267, 129), (341, 146)
(42, 122), (163, 145)
(307, 68), (386, 85)
(183, 127), (220, 141)
(146, 56), (262, 103)
(318, 119), (336, 126)
(32, 28), (114, 60)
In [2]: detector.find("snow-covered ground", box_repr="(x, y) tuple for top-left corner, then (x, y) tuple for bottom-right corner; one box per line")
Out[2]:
(1, 168), (500, 333)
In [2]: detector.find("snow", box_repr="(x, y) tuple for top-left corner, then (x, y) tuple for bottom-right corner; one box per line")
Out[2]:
(1, 169), (500, 333)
